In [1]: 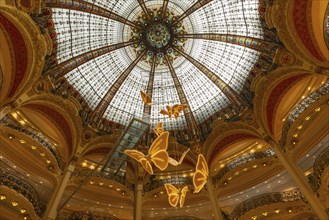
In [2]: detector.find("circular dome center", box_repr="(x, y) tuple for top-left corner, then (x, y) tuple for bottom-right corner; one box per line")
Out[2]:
(146, 23), (171, 48)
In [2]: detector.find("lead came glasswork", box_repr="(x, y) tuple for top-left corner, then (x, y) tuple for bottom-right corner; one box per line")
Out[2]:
(49, 0), (264, 130)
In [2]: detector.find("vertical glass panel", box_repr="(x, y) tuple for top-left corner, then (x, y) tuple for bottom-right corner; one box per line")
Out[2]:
(52, 8), (123, 63)
(189, 39), (261, 93)
(50, 0), (264, 129)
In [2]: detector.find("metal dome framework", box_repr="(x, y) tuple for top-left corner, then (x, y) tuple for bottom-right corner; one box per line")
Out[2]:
(46, 0), (265, 132)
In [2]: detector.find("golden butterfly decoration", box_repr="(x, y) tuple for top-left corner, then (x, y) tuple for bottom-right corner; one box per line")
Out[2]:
(164, 183), (189, 208)
(140, 90), (153, 105)
(193, 154), (209, 193)
(152, 122), (190, 167)
(168, 148), (190, 167)
(153, 122), (163, 136)
(159, 104), (189, 119)
(124, 131), (169, 175)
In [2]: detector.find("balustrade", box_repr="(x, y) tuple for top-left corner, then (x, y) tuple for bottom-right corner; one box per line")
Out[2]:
(280, 82), (329, 149)
(307, 147), (329, 192)
(230, 188), (304, 219)
(213, 149), (276, 183)
(0, 171), (46, 217)
(0, 116), (65, 170)
(73, 169), (134, 191)
(144, 176), (192, 192)
(57, 211), (119, 220)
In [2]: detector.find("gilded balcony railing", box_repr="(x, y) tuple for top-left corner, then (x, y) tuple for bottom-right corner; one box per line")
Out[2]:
(0, 116), (65, 170)
(280, 82), (329, 149)
(307, 147), (329, 192)
(57, 211), (119, 220)
(0, 171), (46, 217)
(212, 149), (276, 183)
(163, 217), (202, 220)
(324, 6), (329, 49)
(72, 169), (135, 191)
(230, 188), (304, 220)
(144, 176), (193, 192)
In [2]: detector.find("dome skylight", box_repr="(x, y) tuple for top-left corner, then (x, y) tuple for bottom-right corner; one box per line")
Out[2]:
(49, 0), (263, 130)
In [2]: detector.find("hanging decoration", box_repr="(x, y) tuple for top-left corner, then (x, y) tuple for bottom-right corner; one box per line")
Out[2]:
(124, 131), (169, 175)
(164, 183), (189, 208)
(126, 92), (209, 207)
(168, 148), (190, 167)
(159, 104), (188, 119)
(153, 122), (163, 136)
(192, 154), (209, 193)
(140, 90), (153, 105)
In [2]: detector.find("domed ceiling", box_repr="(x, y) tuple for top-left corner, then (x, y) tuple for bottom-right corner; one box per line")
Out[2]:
(50, 0), (263, 130)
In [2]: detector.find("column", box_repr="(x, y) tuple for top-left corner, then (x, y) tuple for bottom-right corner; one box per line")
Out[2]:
(206, 180), (223, 220)
(45, 162), (75, 220)
(134, 163), (144, 220)
(269, 140), (328, 219)
(135, 182), (143, 220)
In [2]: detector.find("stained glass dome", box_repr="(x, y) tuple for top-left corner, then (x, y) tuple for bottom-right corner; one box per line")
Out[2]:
(49, 0), (263, 131)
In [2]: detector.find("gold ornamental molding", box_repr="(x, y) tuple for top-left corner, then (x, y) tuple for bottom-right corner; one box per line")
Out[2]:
(213, 151), (278, 185)
(281, 92), (329, 160)
(14, 0), (42, 13)
(0, 5), (50, 106)
(0, 125), (62, 177)
(78, 125), (126, 155)
(268, 0), (328, 67)
(15, 93), (83, 161)
(66, 177), (134, 204)
(204, 121), (262, 161)
(0, 186), (41, 219)
(215, 161), (283, 199)
(253, 66), (317, 139)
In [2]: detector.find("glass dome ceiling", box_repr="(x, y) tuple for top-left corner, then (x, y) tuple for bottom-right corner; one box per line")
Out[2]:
(49, 0), (263, 130)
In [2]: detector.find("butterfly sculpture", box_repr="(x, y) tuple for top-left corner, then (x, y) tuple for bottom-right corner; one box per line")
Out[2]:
(153, 122), (163, 136)
(164, 183), (189, 208)
(168, 149), (190, 167)
(140, 90), (152, 105)
(160, 105), (173, 118)
(160, 104), (189, 119)
(193, 154), (209, 193)
(124, 131), (169, 175)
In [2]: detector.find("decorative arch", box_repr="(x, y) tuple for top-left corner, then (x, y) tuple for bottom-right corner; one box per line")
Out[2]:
(203, 121), (262, 166)
(0, 124), (61, 185)
(279, 83), (329, 159)
(0, 187), (42, 220)
(267, 0), (329, 67)
(16, 94), (83, 162)
(253, 67), (326, 140)
(80, 135), (118, 158)
(0, 13), (28, 99)
(208, 133), (261, 168)
(0, 6), (50, 106)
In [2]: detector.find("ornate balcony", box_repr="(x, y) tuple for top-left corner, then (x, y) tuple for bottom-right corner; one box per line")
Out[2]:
(57, 211), (119, 220)
(72, 169), (135, 191)
(144, 176), (193, 192)
(280, 82), (329, 149)
(0, 116), (65, 170)
(230, 188), (305, 220)
(0, 171), (46, 217)
(307, 147), (329, 192)
(212, 149), (276, 183)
